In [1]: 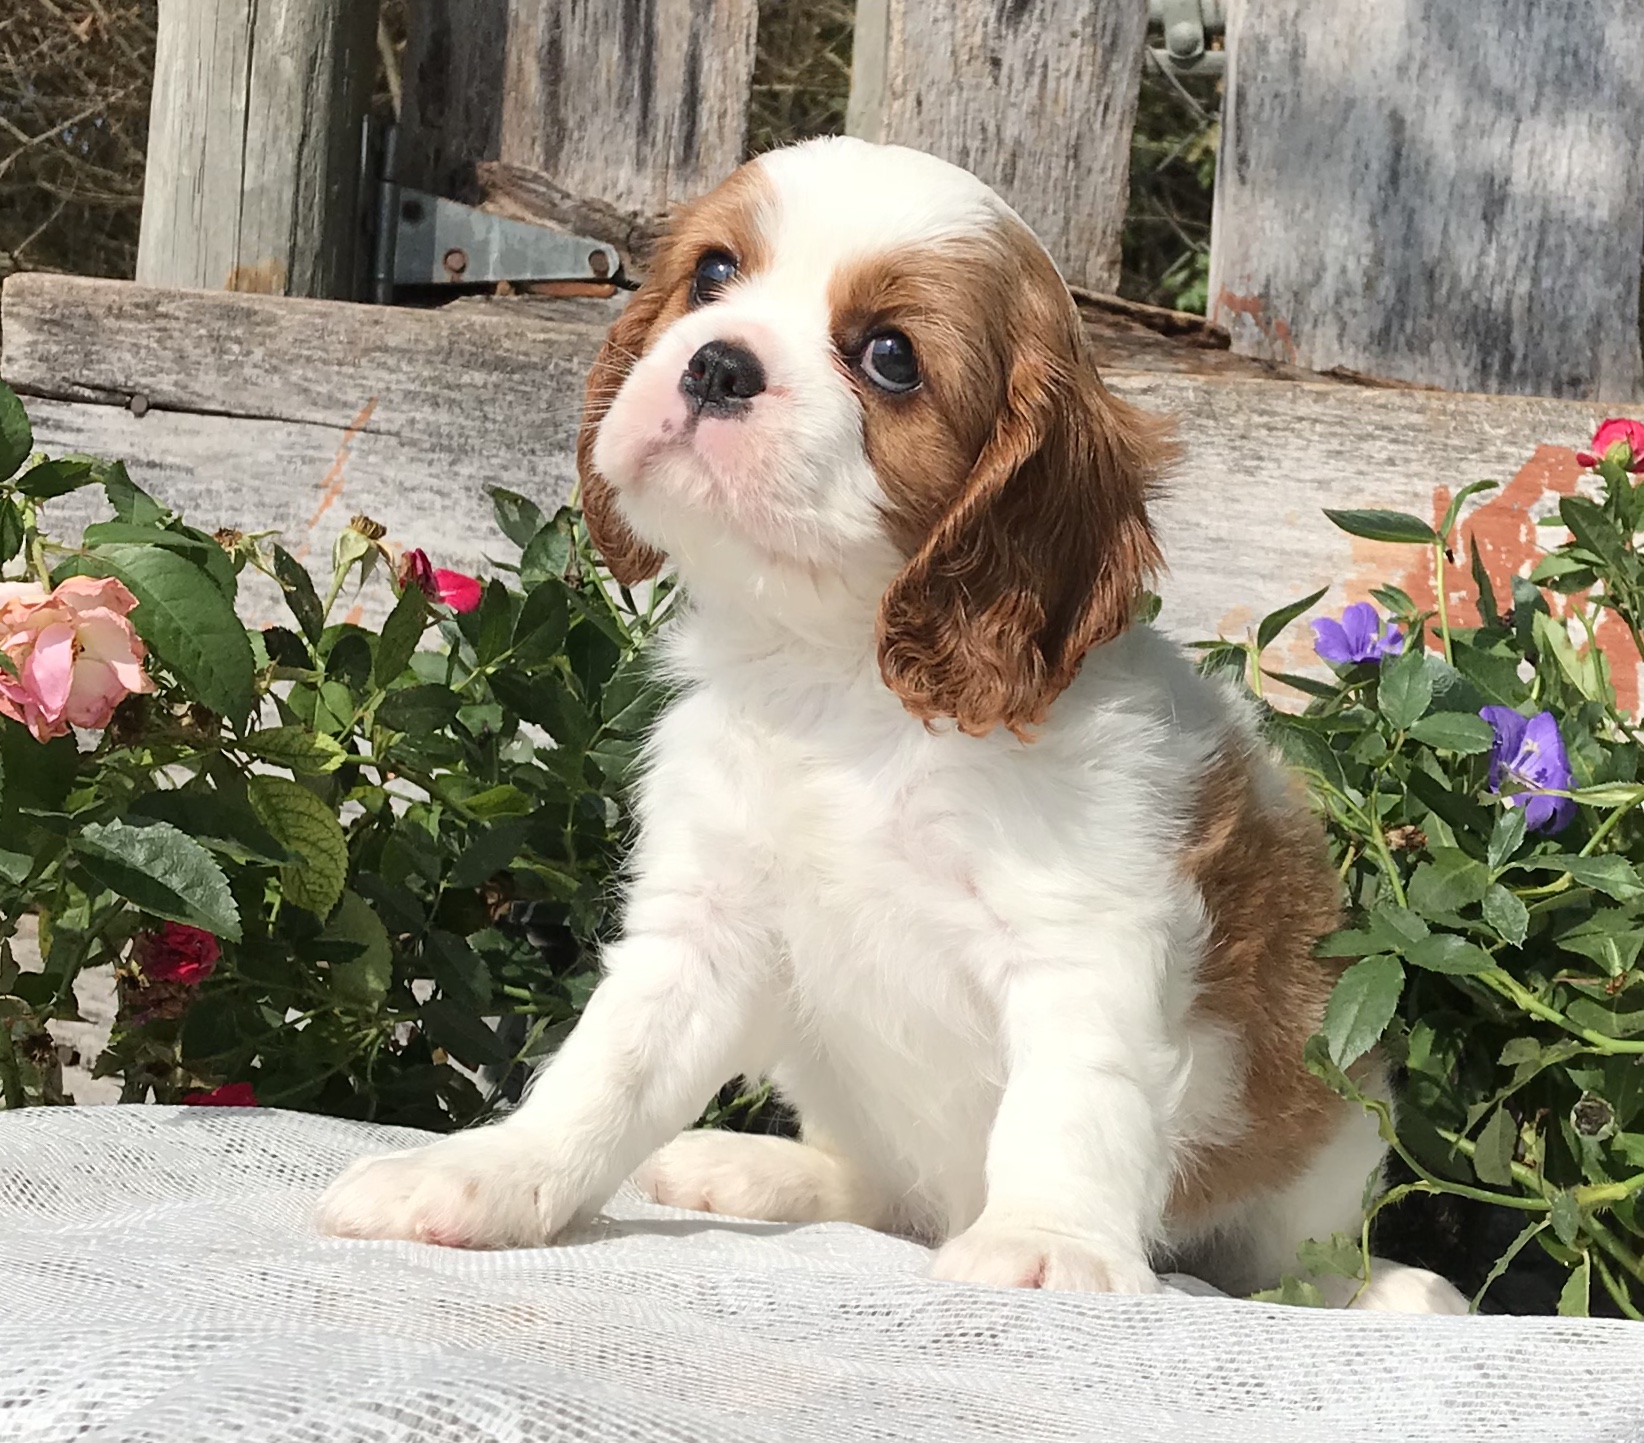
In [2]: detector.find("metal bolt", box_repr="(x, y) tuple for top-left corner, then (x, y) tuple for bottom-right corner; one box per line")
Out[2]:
(128, 393), (149, 419)
(588, 249), (611, 279)
(443, 247), (468, 277)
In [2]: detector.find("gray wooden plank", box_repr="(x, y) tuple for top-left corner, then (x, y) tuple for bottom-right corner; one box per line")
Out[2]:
(136, 0), (377, 299)
(500, 0), (760, 220)
(398, 0), (510, 200)
(846, 0), (1148, 292)
(1209, 0), (1644, 400)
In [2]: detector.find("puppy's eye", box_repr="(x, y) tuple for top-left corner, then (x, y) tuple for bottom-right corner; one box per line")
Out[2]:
(858, 330), (920, 394)
(690, 250), (738, 307)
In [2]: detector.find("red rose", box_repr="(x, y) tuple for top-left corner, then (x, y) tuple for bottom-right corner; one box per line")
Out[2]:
(182, 1081), (258, 1107)
(398, 548), (483, 613)
(1576, 418), (1644, 471)
(136, 923), (220, 986)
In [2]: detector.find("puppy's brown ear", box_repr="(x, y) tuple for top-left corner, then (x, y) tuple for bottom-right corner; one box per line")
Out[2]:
(577, 286), (669, 586)
(877, 346), (1172, 738)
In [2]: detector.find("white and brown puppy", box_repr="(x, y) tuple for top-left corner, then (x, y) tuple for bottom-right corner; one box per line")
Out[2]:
(317, 138), (1464, 1313)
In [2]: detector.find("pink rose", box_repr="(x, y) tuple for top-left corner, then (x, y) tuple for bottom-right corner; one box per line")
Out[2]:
(399, 548), (483, 614)
(1576, 418), (1644, 471)
(181, 1081), (258, 1107)
(135, 922), (221, 986)
(0, 576), (155, 742)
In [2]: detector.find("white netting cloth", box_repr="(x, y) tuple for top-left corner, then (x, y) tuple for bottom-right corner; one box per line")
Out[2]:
(2, 1107), (1642, 1443)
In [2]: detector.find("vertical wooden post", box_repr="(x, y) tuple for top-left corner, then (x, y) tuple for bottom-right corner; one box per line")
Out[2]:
(845, 0), (1150, 294)
(1209, 0), (1644, 400)
(136, 0), (377, 299)
(398, 0), (509, 200)
(499, 0), (760, 220)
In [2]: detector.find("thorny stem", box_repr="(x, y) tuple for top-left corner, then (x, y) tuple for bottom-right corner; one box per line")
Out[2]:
(1479, 969), (1644, 1055)
(0, 1022), (25, 1109)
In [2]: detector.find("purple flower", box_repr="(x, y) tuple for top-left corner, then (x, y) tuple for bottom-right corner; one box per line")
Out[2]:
(1480, 707), (1576, 834)
(1311, 603), (1405, 665)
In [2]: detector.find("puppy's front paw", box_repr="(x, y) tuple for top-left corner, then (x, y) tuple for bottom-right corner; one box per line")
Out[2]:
(930, 1220), (1160, 1295)
(314, 1130), (557, 1249)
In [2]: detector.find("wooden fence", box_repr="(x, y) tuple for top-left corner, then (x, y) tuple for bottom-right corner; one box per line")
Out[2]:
(3, 0), (1642, 691)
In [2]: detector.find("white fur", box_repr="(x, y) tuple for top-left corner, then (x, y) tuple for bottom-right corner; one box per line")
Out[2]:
(316, 139), (1466, 1316)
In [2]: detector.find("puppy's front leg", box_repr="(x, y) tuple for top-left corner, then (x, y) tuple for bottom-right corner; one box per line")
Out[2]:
(315, 927), (768, 1248)
(931, 960), (1173, 1294)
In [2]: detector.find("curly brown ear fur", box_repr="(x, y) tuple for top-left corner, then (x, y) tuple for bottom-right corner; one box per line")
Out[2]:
(876, 344), (1173, 739)
(577, 288), (669, 586)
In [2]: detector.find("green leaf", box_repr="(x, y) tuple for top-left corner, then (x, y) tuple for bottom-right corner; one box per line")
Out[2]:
(1322, 954), (1404, 1067)
(1550, 1191), (1582, 1248)
(1407, 712), (1494, 754)
(98, 461), (166, 525)
(490, 487), (547, 549)
(0, 497), (21, 566)
(1256, 586), (1329, 654)
(1472, 1105), (1517, 1186)
(374, 585), (428, 687)
(1481, 884), (1529, 946)
(238, 726), (347, 775)
(1323, 508), (1438, 545)
(426, 930), (491, 1009)
(73, 819), (241, 941)
(0, 723), (75, 815)
(510, 580), (570, 666)
(471, 579), (513, 665)
(1559, 495), (1630, 572)
(377, 683), (461, 733)
(449, 817), (531, 889)
(1516, 854), (1644, 902)
(0, 383), (32, 482)
(1532, 610), (1610, 706)
(1450, 638), (1529, 708)
(129, 789), (289, 865)
(1568, 783), (1644, 809)
(1557, 1255), (1590, 1318)
(1295, 1234), (1365, 1282)
(15, 457), (94, 500)
(1377, 646), (1434, 730)
(1487, 807), (1528, 872)
(1250, 1275), (1327, 1308)
(1405, 933), (1494, 975)
(418, 997), (509, 1069)
(321, 890), (393, 1009)
(247, 775), (348, 919)
(59, 543), (255, 721)
(1468, 538), (1500, 628)
(1408, 847), (1492, 914)
(272, 545), (324, 643)
(520, 519), (574, 582)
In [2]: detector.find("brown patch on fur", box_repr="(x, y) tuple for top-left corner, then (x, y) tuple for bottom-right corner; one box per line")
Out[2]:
(578, 164), (775, 584)
(853, 221), (1177, 738)
(1166, 741), (1349, 1225)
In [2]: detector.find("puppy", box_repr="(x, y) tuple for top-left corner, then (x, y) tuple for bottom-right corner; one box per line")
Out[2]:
(317, 137), (1465, 1313)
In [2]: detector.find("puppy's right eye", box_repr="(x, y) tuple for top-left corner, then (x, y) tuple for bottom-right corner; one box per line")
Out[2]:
(690, 251), (738, 307)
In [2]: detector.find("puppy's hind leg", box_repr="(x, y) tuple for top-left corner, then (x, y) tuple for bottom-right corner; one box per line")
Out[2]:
(633, 1130), (892, 1228)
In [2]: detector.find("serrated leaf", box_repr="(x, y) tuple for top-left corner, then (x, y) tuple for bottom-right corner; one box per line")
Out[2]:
(1560, 495), (1629, 572)
(418, 997), (509, 1069)
(247, 775), (348, 919)
(510, 580), (570, 666)
(1473, 1105), (1517, 1185)
(1322, 953), (1404, 1067)
(1519, 854), (1644, 902)
(1256, 585), (1329, 654)
(374, 585), (427, 686)
(0, 497), (21, 567)
(490, 487), (547, 550)
(1408, 847), (1492, 914)
(321, 890), (392, 1009)
(1250, 1275), (1327, 1308)
(272, 545), (324, 643)
(1482, 884), (1529, 946)
(238, 726), (347, 775)
(1550, 1191), (1582, 1248)
(449, 817), (531, 889)
(0, 384), (32, 482)
(1488, 806), (1528, 872)
(1568, 784), (1644, 808)
(73, 819), (241, 940)
(15, 457), (94, 500)
(129, 790), (289, 865)
(1407, 712), (1494, 754)
(1405, 933), (1494, 975)
(378, 683), (460, 733)
(425, 930), (491, 1009)
(1438, 480), (1499, 543)
(1557, 1255), (1590, 1318)
(1296, 1233), (1365, 1281)
(1468, 537), (1500, 628)
(98, 461), (165, 525)
(57, 543), (255, 721)
(1377, 646), (1434, 730)
(1323, 507), (1438, 545)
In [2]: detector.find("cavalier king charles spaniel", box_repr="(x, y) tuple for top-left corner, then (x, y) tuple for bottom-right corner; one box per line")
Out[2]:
(317, 138), (1467, 1314)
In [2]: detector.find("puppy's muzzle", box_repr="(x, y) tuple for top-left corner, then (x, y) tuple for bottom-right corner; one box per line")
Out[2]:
(682, 340), (766, 418)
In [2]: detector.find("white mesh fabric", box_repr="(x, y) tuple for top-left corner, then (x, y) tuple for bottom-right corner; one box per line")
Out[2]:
(2, 1106), (1642, 1443)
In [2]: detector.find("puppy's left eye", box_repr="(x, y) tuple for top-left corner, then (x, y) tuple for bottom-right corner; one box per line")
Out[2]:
(858, 331), (920, 394)
(690, 250), (738, 307)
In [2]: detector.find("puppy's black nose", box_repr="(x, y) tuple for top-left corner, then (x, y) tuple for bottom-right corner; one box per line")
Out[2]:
(681, 340), (766, 415)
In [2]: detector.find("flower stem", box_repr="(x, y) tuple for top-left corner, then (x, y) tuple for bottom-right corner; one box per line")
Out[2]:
(1479, 968), (1644, 1054)
(0, 1021), (26, 1108)
(1432, 539), (1454, 664)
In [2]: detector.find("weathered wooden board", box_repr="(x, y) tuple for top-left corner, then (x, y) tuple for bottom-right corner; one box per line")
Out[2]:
(846, 0), (1148, 292)
(1, 276), (1618, 698)
(1209, 0), (1644, 401)
(137, 0), (378, 299)
(398, 0), (510, 200)
(499, 0), (760, 221)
